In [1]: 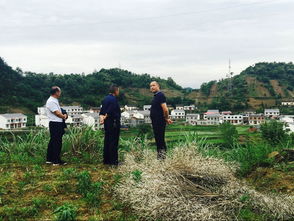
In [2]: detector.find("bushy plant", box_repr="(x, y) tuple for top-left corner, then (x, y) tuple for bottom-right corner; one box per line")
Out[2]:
(219, 122), (238, 148)
(260, 120), (288, 145)
(76, 171), (103, 207)
(53, 203), (77, 221)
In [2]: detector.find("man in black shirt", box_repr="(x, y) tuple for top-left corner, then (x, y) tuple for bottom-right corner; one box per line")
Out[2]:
(99, 85), (121, 165)
(150, 81), (172, 159)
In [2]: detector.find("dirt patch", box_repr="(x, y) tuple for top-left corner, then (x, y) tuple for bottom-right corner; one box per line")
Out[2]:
(246, 165), (294, 195)
(270, 80), (285, 96)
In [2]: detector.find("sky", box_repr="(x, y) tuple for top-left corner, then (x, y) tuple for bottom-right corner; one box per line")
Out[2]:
(0, 0), (293, 88)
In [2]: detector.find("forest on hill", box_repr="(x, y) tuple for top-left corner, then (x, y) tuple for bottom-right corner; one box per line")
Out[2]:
(1, 57), (294, 114)
(0, 57), (193, 113)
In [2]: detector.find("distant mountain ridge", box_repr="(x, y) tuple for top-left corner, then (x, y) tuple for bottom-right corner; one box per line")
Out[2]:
(1, 57), (293, 114)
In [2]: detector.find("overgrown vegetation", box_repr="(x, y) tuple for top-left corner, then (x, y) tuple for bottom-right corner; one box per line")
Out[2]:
(0, 124), (293, 220)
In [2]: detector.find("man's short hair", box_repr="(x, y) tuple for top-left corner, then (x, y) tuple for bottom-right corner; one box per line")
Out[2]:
(151, 81), (160, 87)
(50, 86), (60, 95)
(109, 84), (119, 94)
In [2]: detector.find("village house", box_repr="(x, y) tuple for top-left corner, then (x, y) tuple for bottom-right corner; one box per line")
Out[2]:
(121, 110), (145, 127)
(0, 113), (27, 130)
(281, 101), (294, 106)
(82, 113), (101, 130)
(205, 114), (221, 125)
(222, 115), (244, 125)
(204, 110), (220, 119)
(137, 110), (151, 124)
(61, 106), (83, 117)
(279, 115), (294, 133)
(67, 114), (83, 127)
(264, 109), (280, 118)
(183, 105), (196, 111)
(186, 114), (200, 125)
(170, 109), (185, 120)
(124, 105), (138, 111)
(89, 107), (101, 113)
(35, 114), (49, 128)
(175, 105), (184, 110)
(248, 114), (265, 125)
(143, 105), (151, 111)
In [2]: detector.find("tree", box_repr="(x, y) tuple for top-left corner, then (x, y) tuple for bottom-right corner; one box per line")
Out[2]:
(219, 122), (238, 148)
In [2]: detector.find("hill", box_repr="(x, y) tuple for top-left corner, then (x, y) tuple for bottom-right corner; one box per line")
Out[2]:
(0, 57), (193, 114)
(188, 62), (294, 111)
(1, 57), (294, 114)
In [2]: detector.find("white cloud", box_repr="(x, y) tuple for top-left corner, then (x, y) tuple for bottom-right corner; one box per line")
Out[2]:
(0, 0), (293, 88)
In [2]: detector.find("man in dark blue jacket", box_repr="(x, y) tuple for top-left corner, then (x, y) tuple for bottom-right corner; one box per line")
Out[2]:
(150, 81), (172, 159)
(99, 85), (121, 165)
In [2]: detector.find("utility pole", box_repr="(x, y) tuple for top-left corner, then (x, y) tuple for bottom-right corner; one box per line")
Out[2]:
(226, 59), (233, 93)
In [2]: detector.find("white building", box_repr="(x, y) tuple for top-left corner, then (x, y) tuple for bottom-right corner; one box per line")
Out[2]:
(186, 114), (200, 125)
(61, 106), (83, 117)
(137, 110), (151, 124)
(171, 110), (185, 119)
(176, 106), (184, 110)
(279, 115), (294, 133)
(184, 105), (196, 111)
(82, 113), (101, 130)
(124, 105), (138, 111)
(248, 114), (265, 125)
(37, 106), (47, 115)
(35, 115), (49, 128)
(205, 114), (221, 125)
(143, 105), (151, 111)
(281, 101), (294, 106)
(67, 114), (83, 127)
(264, 109), (280, 118)
(121, 110), (145, 127)
(0, 113), (27, 129)
(221, 115), (244, 125)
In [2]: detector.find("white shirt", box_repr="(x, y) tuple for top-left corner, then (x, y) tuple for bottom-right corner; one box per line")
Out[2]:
(46, 96), (63, 122)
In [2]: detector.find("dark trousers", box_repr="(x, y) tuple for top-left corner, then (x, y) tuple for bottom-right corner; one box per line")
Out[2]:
(152, 120), (167, 159)
(103, 118), (120, 165)
(47, 122), (64, 163)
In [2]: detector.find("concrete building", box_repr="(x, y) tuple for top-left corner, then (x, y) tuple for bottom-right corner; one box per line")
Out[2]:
(124, 105), (138, 111)
(0, 113), (27, 129)
(186, 114), (200, 125)
(205, 114), (221, 125)
(175, 106), (184, 110)
(279, 115), (294, 132)
(82, 113), (101, 130)
(143, 105), (151, 111)
(61, 106), (83, 117)
(89, 107), (101, 113)
(281, 101), (294, 106)
(222, 115), (244, 125)
(137, 110), (151, 124)
(121, 110), (145, 127)
(248, 114), (265, 125)
(264, 109), (280, 118)
(35, 115), (49, 128)
(67, 114), (83, 127)
(184, 105), (196, 111)
(171, 110), (185, 119)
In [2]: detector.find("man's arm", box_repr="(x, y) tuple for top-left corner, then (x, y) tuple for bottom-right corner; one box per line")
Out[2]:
(53, 110), (67, 120)
(161, 103), (172, 124)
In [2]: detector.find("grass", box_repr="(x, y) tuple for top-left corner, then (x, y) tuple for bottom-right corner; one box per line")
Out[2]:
(0, 125), (293, 220)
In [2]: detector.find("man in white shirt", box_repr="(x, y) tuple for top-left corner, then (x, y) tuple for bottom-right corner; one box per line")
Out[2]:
(46, 86), (68, 165)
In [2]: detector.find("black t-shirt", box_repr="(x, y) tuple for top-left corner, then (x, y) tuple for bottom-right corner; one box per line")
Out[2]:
(150, 91), (166, 121)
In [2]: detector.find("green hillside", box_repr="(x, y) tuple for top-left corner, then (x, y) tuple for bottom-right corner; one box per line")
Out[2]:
(0, 57), (192, 113)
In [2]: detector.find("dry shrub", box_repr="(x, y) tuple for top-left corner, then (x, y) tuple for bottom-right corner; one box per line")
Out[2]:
(115, 145), (294, 221)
